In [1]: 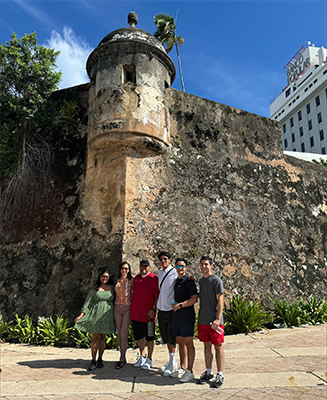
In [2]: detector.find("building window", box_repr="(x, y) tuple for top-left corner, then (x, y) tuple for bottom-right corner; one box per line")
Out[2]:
(123, 65), (136, 83)
(299, 126), (304, 136)
(320, 130), (324, 141)
(282, 124), (286, 134)
(306, 103), (311, 114)
(308, 120), (312, 130)
(317, 112), (322, 124)
(298, 110), (302, 121)
(285, 88), (291, 98)
(310, 136), (314, 147)
(292, 133), (295, 143)
(290, 117), (294, 128)
(315, 95), (320, 107)
(322, 147), (326, 155)
(301, 142), (305, 152)
(284, 138), (288, 149)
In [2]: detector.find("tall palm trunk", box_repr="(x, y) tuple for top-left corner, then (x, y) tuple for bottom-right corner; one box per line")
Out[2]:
(175, 43), (185, 92)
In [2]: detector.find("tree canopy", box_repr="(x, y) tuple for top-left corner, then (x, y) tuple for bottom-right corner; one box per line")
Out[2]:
(154, 13), (185, 91)
(0, 32), (62, 123)
(0, 32), (62, 178)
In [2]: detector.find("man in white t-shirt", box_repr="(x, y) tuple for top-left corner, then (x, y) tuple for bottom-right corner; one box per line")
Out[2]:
(156, 251), (178, 376)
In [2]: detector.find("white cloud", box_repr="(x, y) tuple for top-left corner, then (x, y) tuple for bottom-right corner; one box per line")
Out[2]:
(12, 0), (53, 27)
(46, 27), (93, 89)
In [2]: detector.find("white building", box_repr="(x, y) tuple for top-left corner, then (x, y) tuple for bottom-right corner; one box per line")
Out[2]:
(270, 44), (327, 155)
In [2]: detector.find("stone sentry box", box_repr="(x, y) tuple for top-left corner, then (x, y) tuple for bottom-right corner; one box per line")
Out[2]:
(86, 11), (176, 149)
(84, 13), (176, 259)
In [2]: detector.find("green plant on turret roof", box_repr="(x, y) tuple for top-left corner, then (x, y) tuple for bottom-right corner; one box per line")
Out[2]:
(154, 12), (185, 92)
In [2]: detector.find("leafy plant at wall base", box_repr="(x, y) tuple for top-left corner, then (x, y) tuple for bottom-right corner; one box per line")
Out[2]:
(72, 330), (93, 348)
(303, 296), (327, 324)
(0, 314), (11, 340)
(273, 298), (307, 328)
(224, 295), (271, 334)
(8, 314), (39, 344)
(127, 324), (137, 348)
(38, 316), (72, 345)
(106, 333), (119, 349)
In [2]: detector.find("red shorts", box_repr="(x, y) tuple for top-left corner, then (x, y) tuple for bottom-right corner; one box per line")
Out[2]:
(198, 324), (224, 345)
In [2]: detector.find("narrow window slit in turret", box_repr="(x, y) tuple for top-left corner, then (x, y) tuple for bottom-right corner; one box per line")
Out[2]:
(123, 65), (136, 83)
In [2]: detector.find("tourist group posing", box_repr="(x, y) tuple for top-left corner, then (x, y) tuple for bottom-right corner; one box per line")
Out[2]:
(74, 253), (225, 388)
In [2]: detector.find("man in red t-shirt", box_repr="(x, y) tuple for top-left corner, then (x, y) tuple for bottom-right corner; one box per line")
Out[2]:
(130, 259), (159, 370)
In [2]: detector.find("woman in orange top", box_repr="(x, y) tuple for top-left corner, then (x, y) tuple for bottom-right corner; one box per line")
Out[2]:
(114, 261), (133, 369)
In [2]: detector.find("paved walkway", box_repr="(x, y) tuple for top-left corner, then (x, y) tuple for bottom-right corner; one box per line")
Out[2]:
(1, 324), (326, 400)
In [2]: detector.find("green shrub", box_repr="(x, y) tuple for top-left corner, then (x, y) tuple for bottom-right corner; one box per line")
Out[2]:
(0, 314), (11, 340)
(273, 298), (306, 328)
(8, 314), (39, 344)
(303, 296), (327, 325)
(71, 329), (93, 348)
(38, 316), (72, 345)
(127, 324), (137, 348)
(106, 333), (119, 349)
(224, 295), (271, 334)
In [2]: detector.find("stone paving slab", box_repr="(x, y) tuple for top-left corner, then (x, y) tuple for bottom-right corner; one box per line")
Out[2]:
(0, 378), (134, 397)
(273, 346), (326, 357)
(0, 324), (326, 400)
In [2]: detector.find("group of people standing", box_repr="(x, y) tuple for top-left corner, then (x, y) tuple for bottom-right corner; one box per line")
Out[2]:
(74, 252), (225, 388)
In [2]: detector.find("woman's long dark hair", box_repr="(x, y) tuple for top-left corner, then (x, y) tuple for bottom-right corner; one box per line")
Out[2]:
(117, 261), (133, 280)
(94, 269), (111, 290)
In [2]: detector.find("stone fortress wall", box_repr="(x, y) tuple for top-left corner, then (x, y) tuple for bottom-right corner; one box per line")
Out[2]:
(0, 13), (326, 319)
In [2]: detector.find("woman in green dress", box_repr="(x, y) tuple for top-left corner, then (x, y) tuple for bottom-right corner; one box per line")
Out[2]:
(74, 270), (115, 371)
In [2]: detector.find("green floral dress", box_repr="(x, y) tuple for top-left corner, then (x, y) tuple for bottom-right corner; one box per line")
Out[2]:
(74, 288), (115, 334)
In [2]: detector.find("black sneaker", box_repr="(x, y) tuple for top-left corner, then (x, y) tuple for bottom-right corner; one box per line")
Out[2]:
(197, 371), (214, 384)
(210, 373), (224, 388)
(97, 358), (104, 368)
(87, 360), (97, 371)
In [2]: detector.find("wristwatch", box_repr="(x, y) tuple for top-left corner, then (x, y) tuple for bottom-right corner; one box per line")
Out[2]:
(179, 303), (183, 308)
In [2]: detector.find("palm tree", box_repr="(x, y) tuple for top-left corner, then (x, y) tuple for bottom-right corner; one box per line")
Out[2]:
(154, 13), (185, 92)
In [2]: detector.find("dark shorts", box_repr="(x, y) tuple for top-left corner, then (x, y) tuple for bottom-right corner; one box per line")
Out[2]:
(131, 320), (155, 342)
(198, 324), (224, 346)
(158, 310), (176, 345)
(172, 318), (195, 338)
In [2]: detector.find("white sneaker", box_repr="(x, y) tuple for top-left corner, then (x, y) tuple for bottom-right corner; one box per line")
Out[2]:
(141, 357), (153, 370)
(133, 355), (146, 368)
(179, 369), (194, 383)
(170, 366), (185, 378)
(159, 361), (169, 372)
(163, 360), (178, 377)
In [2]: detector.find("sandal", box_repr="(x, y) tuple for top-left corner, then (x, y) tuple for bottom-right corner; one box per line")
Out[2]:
(115, 360), (126, 369)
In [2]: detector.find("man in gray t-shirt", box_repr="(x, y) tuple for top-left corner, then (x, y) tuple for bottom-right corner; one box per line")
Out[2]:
(197, 256), (225, 388)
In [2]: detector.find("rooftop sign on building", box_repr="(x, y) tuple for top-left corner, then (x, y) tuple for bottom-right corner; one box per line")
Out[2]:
(285, 46), (311, 84)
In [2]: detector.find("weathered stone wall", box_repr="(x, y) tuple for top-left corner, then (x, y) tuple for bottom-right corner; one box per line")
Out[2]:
(124, 89), (327, 306)
(0, 86), (326, 320)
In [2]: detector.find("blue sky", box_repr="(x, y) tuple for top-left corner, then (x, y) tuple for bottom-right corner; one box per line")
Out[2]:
(1, 1), (326, 118)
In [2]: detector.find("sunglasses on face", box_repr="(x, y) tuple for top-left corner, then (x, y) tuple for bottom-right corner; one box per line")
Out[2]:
(121, 267), (129, 271)
(101, 275), (109, 279)
(176, 264), (186, 269)
(160, 257), (169, 262)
